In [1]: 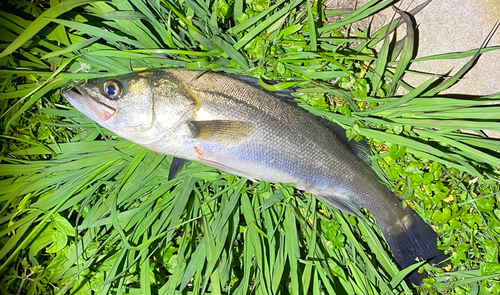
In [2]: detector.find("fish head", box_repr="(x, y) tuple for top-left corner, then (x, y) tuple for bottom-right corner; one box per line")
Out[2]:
(62, 71), (195, 143)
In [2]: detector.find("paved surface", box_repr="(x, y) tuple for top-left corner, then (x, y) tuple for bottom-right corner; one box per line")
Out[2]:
(326, 0), (500, 96)
(395, 0), (500, 96)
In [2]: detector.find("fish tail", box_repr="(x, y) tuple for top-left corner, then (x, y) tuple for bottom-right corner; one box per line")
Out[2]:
(380, 207), (449, 285)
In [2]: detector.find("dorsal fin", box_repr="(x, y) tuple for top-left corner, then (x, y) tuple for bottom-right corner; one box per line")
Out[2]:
(220, 73), (298, 103)
(322, 120), (373, 167)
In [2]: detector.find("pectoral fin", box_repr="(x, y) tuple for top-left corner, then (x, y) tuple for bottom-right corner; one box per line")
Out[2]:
(168, 157), (189, 181)
(188, 120), (256, 145)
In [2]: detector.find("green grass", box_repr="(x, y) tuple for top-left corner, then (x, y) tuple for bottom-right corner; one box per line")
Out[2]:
(1, 0), (499, 294)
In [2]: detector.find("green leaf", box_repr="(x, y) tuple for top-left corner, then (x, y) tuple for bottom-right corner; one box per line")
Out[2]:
(232, 0), (304, 50)
(0, 0), (101, 58)
(53, 213), (75, 236)
(51, 19), (142, 48)
(212, 36), (249, 69)
(432, 207), (452, 223)
(369, 17), (392, 96)
(480, 263), (500, 276)
(476, 198), (495, 212)
(43, 36), (101, 59)
(305, 0), (316, 51)
(319, 0), (400, 33)
(46, 230), (68, 253)
(389, 260), (426, 288)
(261, 190), (285, 211)
(484, 247), (499, 264)
(387, 9), (415, 96)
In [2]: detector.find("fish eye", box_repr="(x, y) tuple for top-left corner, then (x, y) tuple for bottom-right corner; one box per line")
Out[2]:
(101, 80), (123, 100)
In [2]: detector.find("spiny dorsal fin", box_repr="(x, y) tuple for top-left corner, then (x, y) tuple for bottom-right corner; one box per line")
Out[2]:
(188, 120), (256, 145)
(220, 73), (297, 103)
(168, 157), (189, 181)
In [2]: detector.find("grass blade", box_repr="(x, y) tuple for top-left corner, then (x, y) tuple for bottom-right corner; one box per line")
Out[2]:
(0, 0), (101, 58)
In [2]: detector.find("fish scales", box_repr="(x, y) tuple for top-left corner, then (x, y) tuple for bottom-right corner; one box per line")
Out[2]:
(162, 70), (391, 217)
(62, 69), (449, 285)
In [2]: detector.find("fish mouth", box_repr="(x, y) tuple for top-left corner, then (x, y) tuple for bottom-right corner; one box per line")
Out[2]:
(62, 86), (116, 122)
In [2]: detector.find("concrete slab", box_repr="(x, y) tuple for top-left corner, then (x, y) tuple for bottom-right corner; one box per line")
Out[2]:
(326, 0), (500, 96)
(396, 0), (500, 96)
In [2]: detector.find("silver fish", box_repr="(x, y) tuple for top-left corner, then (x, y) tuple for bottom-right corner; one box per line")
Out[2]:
(62, 69), (448, 284)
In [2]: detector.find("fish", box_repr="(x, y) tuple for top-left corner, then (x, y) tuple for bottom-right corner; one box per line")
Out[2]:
(61, 69), (449, 285)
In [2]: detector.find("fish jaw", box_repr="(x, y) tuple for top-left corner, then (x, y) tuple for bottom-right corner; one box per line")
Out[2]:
(62, 85), (184, 146)
(62, 86), (117, 124)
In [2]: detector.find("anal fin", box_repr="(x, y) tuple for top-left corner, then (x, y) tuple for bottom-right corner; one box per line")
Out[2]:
(320, 194), (363, 218)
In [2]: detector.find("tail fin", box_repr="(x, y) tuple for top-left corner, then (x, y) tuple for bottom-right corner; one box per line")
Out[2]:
(381, 208), (449, 285)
